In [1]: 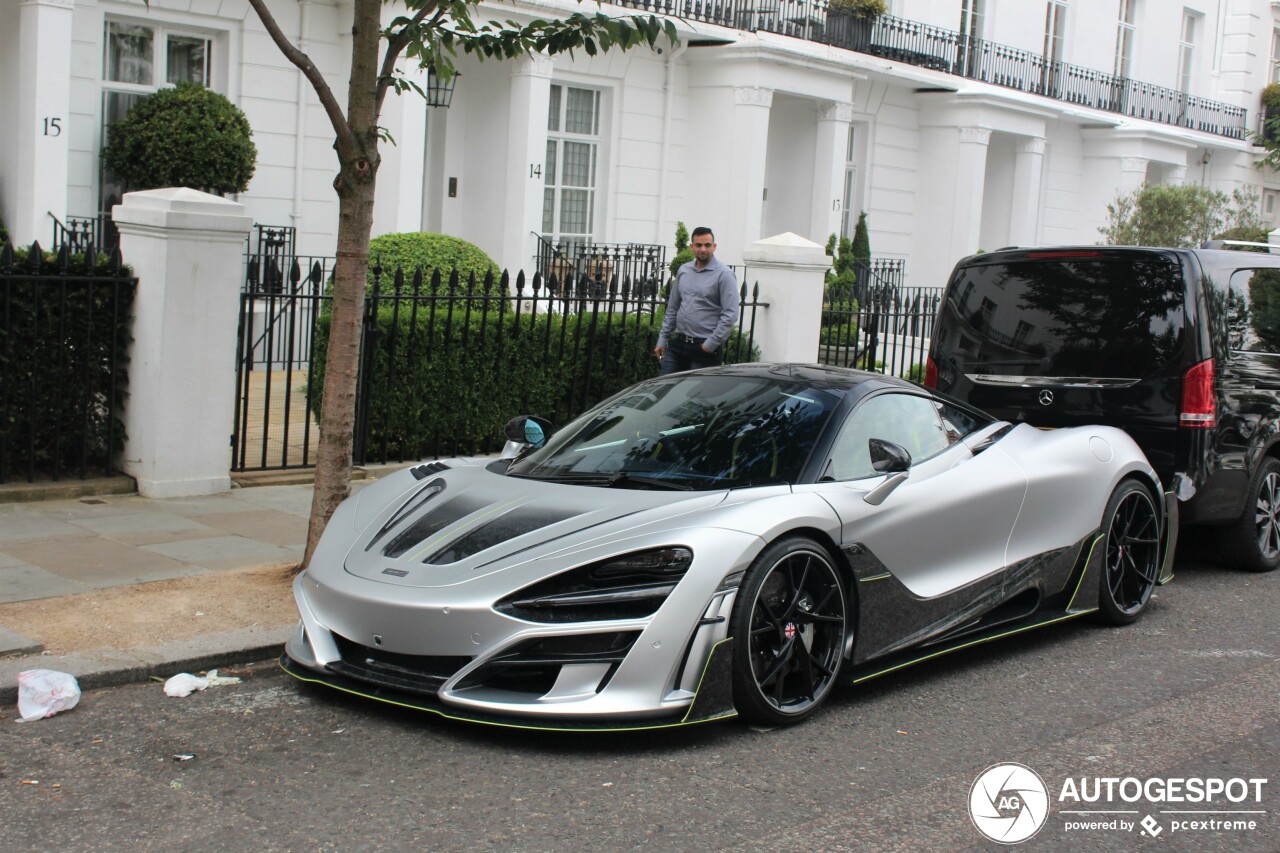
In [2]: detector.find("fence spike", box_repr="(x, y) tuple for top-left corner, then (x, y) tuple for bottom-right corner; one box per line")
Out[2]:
(620, 274), (632, 299)
(515, 269), (526, 294)
(430, 268), (442, 295)
(448, 267), (460, 294)
(467, 269), (477, 295)
(85, 242), (97, 271)
(608, 272), (619, 297)
(309, 260), (323, 290)
(56, 243), (71, 273)
(109, 245), (123, 274)
(483, 268), (495, 295)
(0, 240), (12, 272)
(500, 269), (510, 295)
(393, 265), (404, 294)
(28, 241), (43, 273)
(752, 282), (760, 298)
(412, 267), (423, 295)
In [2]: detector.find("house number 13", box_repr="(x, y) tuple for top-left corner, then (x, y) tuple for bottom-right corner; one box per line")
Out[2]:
(43, 117), (63, 137)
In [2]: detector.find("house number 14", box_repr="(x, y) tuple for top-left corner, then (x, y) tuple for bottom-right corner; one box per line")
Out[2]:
(43, 117), (63, 137)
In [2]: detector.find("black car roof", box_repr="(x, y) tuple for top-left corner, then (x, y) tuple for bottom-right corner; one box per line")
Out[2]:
(675, 362), (916, 393)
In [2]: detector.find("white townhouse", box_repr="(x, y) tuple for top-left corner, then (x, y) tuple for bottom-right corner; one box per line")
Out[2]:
(4, 0), (1280, 285)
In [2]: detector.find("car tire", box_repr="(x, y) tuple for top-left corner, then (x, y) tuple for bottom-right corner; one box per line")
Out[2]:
(1096, 479), (1161, 625)
(1218, 456), (1280, 573)
(729, 537), (848, 726)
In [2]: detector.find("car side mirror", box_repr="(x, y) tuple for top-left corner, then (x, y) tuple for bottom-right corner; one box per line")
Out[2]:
(869, 438), (911, 473)
(503, 415), (553, 448)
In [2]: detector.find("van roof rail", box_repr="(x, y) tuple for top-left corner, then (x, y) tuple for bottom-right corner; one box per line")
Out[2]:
(1200, 239), (1280, 252)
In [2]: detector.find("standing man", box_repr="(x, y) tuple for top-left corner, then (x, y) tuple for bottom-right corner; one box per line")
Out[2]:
(655, 226), (740, 375)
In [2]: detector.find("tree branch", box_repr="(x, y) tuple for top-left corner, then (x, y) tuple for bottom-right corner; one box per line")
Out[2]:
(245, 0), (357, 158)
(376, 2), (438, 113)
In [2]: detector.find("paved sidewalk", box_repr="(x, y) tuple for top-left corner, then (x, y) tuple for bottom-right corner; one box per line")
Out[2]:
(0, 481), (320, 705)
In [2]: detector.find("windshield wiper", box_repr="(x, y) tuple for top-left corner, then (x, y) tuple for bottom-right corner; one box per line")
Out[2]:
(507, 470), (693, 490)
(606, 472), (693, 491)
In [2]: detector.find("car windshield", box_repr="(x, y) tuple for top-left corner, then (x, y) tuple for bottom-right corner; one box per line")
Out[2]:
(507, 374), (843, 489)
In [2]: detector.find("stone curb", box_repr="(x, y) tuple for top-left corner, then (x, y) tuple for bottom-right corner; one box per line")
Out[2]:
(0, 625), (293, 708)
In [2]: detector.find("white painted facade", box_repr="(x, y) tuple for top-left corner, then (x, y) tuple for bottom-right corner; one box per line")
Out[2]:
(5, 0), (1280, 286)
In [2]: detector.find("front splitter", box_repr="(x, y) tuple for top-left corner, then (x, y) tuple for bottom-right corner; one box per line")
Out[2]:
(279, 637), (738, 732)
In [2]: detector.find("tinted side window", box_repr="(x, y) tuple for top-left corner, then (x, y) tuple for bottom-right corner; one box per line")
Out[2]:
(827, 394), (950, 481)
(940, 257), (1185, 378)
(1227, 268), (1280, 354)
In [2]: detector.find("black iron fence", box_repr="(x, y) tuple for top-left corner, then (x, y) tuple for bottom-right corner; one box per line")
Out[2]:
(818, 285), (942, 382)
(610, 3), (1247, 139)
(1, 241), (135, 483)
(533, 236), (668, 299)
(233, 261), (764, 471)
(51, 214), (118, 254)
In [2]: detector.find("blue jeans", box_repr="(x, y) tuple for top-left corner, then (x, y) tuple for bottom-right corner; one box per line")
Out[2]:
(660, 337), (723, 375)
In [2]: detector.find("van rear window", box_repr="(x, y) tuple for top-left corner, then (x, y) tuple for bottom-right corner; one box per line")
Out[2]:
(942, 257), (1184, 379)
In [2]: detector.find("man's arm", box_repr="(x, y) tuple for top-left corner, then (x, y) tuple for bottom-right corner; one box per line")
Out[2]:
(655, 271), (683, 353)
(705, 267), (741, 350)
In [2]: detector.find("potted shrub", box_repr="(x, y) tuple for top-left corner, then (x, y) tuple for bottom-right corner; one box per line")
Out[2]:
(827, 0), (887, 53)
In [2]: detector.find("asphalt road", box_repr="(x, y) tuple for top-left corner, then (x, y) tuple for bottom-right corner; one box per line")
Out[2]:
(2, 541), (1277, 853)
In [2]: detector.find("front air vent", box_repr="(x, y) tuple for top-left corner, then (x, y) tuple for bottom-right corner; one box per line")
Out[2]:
(410, 461), (451, 479)
(425, 506), (579, 565)
(453, 632), (640, 696)
(365, 478), (446, 552)
(495, 548), (692, 623)
(381, 495), (489, 559)
(327, 634), (472, 697)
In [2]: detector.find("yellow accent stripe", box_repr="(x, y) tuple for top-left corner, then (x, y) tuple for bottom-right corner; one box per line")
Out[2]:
(849, 609), (1095, 685)
(858, 572), (892, 583)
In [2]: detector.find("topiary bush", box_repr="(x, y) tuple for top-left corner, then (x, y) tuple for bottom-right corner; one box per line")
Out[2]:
(667, 221), (693, 279)
(366, 232), (500, 293)
(102, 81), (256, 194)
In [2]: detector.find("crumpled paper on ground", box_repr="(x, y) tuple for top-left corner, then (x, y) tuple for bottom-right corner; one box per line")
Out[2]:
(16, 669), (82, 722)
(163, 669), (241, 697)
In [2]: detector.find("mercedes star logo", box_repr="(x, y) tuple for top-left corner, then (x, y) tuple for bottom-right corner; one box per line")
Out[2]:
(1038, 390), (1054, 406)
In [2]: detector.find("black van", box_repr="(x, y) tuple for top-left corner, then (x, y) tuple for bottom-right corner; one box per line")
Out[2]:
(926, 245), (1280, 572)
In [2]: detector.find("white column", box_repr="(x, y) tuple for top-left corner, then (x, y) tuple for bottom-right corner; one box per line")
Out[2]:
(112, 188), (253, 498)
(914, 126), (990, 284)
(1167, 164), (1188, 185)
(732, 87), (774, 252)
(741, 232), (830, 362)
(811, 102), (853, 244)
(501, 55), (553, 276)
(13, 0), (73, 246)
(1009, 137), (1045, 248)
(1119, 156), (1149, 192)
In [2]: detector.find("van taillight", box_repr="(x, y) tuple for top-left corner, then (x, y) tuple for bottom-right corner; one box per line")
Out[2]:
(924, 356), (938, 388)
(1180, 359), (1216, 428)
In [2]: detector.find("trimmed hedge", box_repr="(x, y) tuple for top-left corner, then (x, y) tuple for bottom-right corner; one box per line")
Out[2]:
(0, 245), (134, 479)
(310, 295), (760, 460)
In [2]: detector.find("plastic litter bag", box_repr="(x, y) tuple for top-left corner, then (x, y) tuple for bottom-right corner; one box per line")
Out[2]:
(16, 669), (81, 722)
(163, 673), (209, 697)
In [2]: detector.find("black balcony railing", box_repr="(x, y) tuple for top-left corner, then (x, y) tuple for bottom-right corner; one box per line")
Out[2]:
(611, 4), (1247, 139)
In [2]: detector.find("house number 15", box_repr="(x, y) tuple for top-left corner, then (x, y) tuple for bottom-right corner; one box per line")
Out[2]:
(43, 117), (63, 137)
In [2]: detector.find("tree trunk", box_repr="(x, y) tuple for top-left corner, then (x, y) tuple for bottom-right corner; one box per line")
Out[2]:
(302, 0), (384, 567)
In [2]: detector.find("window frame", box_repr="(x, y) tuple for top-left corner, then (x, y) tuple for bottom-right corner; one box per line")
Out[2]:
(542, 83), (603, 247)
(1177, 9), (1198, 94)
(1114, 0), (1137, 80)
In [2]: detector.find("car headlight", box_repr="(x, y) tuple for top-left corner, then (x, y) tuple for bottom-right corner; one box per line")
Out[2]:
(495, 547), (693, 623)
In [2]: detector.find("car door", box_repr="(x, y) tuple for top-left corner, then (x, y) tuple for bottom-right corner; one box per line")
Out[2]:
(816, 391), (1028, 601)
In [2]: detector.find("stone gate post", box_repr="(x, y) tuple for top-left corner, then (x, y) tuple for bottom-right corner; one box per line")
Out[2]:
(741, 232), (829, 363)
(112, 188), (253, 497)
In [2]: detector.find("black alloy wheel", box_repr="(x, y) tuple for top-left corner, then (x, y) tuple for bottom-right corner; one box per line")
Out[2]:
(1096, 480), (1160, 625)
(730, 537), (848, 725)
(1219, 456), (1280, 573)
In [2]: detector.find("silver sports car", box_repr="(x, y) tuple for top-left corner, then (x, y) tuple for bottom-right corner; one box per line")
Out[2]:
(282, 364), (1175, 729)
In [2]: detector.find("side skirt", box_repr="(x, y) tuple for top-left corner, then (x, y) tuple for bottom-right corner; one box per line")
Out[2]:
(839, 608), (1095, 686)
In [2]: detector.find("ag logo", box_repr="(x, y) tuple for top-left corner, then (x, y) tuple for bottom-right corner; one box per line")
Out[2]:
(968, 763), (1050, 844)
